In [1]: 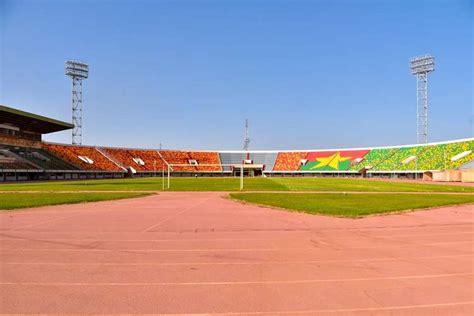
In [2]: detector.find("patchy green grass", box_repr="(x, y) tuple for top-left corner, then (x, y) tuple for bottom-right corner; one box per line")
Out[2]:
(0, 192), (152, 210)
(271, 178), (474, 193)
(0, 177), (472, 193)
(229, 193), (474, 217)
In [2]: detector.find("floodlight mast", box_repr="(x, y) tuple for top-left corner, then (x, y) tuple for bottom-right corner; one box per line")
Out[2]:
(65, 61), (89, 145)
(410, 55), (434, 144)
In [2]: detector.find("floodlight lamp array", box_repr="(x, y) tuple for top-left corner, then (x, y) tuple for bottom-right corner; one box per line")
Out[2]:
(65, 61), (89, 79)
(410, 55), (435, 74)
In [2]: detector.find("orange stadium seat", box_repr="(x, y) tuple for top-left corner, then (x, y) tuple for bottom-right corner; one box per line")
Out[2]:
(273, 152), (308, 171)
(191, 151), (221, 172)
(102, 148), (167, 172)
(43, 144), (124, 172)
(159, 150), (221, 172)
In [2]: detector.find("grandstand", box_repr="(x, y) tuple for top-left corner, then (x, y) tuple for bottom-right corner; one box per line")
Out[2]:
(273, 152), (308, 172)
(160, 150), (222, 173)
(44, 143), (125, 172)
(219, 152), (277, 175)
(101, 147), (167, 174)
(7, 146), (79, 171)
(0, 104), (472, 182)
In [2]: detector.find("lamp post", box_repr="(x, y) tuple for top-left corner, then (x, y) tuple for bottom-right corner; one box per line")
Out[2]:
(65, 61), (89, 145)
(410, 55), (435, 144)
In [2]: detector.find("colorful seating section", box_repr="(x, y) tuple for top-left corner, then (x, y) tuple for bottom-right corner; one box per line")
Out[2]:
(103, 148), (167, 172)
(159, 151), (194, 172)
(444, 141), (474, 170)
(1, 138), (469, 173)
(372, 146), (423, 171)
(190, 151), (222, 171)
(348, 148), (396, 171)
(8, 146), (79, 170)
(0, 161), (35, 169)
(159, 151), (221, 172)
(0, 146), (38, 170)
(43, 144), (124, 171)
(40, 145), (222, 172)
(0, 149), (37, 170)
(300, 150), (370, 171)
(413, 145), (446, 171)
(274, 150), (370, 172)
(273, 152), (308, 171)
(272, 139), (474, 172)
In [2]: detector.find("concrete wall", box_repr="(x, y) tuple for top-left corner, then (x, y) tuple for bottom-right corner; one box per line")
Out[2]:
(432, 170), (462, 182)
(461, 170), (474, 183)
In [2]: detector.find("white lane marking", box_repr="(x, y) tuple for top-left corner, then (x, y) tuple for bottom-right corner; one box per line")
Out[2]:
(2, 239), (472, 252)
(2, 254), (472, 266)
(0, 272), (471, 286)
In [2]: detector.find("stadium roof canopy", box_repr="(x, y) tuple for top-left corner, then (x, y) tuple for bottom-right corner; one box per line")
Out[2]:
(0, 104), (73, 134)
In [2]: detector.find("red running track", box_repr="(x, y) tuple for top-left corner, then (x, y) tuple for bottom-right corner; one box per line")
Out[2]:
(0, 192), (473, 315)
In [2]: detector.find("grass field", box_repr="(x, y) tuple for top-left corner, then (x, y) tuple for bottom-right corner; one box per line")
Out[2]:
(0, 192), (152, 210)
(230, 193), (474, 217)
(1, 177), (472, 213)
(0, 177), (472, 192)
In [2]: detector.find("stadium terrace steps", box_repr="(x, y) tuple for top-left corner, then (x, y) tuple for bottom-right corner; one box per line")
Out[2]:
(348, 148), (396, 172)
(371, 146), (427, 172)
(159, 151), (221, 172)
(102, 148), (167, 172)
(218, 152), (277, 172)
(273, 152), (307, 171)
(159, 150), (195, 172)
(43, 143), (125, 172)
(249, 152), (278, 171)
(444, 141), (473, 170)
(271, 139), (474, 173)
(7, 146), (80, 171)
(219, 152), (246, 172)
(299, 150), (370, 172)
(367, 141), (474, 172)
(460, 160), (474, 170)
(98, 147), (127, 170)
(0, 138), (472, 175)
(0, 148), (39, 170)
(95, 147), (127, 171)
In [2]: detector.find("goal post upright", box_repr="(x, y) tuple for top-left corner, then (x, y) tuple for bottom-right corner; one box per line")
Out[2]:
(167, 164), (170, 189)
(240, 163), (244, 191)
(162, 163), (165, 191)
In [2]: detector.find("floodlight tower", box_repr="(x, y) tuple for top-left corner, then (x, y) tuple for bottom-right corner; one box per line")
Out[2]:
(65, 61), (89, 145)
(243, 119), (250, 151)
(410, 55), (434, 144)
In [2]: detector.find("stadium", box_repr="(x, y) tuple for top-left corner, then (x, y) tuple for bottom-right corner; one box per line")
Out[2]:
(1, 1), (473, 315)
(0, 104), (472, 182)
(1, 102), (474, 315)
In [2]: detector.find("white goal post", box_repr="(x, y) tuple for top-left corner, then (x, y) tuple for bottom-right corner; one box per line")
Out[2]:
(166, 163), (246, 190)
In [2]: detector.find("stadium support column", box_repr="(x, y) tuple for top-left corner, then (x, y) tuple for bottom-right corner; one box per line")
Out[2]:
(410, 55), (434, 144)
(65, 61), (89, 145)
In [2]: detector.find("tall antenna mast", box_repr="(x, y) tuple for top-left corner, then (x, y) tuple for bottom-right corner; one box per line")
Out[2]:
(243, 118), (250, 151)
(410, 54), (434, 144)
(65, 60), (89, 145)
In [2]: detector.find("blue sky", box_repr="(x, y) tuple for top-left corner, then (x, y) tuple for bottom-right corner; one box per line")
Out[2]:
(0, 0), (472, 150)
